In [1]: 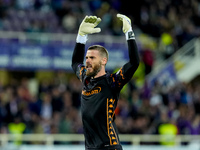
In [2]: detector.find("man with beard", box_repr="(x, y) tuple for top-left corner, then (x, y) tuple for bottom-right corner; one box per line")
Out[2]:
(71, 14), (140, 150)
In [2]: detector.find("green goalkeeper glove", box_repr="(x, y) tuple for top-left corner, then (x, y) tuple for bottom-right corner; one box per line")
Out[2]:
(78, 15), (101, 36)
(117, 14), (135, 40)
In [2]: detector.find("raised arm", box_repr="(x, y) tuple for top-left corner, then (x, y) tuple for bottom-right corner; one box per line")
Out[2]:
(71, 16), (101, 81)
(111, 14), (140, 90)
(122, 38), (140, 79)
(71, 43), (85, 74)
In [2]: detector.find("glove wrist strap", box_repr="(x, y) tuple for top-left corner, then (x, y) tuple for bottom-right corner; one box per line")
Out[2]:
(76, 34), (88, 44)
(125, 28), (135, 40)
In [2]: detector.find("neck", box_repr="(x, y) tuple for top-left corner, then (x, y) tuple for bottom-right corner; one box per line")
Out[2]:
(94, 68), (106, 78)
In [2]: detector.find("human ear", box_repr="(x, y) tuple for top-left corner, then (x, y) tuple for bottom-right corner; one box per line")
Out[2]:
(101, 57), (107, 65)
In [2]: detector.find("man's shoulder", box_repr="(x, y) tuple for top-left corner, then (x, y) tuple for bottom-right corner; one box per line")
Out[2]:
(104, 72), (117, 88)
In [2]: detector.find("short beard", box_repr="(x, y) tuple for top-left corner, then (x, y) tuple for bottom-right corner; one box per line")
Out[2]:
(86, 62), (102, 77)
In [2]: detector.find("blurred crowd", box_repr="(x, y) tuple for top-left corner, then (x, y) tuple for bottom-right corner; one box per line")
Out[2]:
(0, 0), (199, 78)
(0, 0), (200, 74)
(0, 72), (200, 140)
(0, 0), (200, 145)
(0, 0), (199, 48)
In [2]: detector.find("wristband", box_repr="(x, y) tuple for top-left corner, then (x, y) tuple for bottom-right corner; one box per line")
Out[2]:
(125, 28), (135, 40)
(76, 34), (88, 44)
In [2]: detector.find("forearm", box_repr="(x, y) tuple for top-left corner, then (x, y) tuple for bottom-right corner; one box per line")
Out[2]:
(128, 39), (140, 65)
(118, 14), (139, 73)
(122, 39), (140, 78)
(72, 32), (89, 71)
(71, 42), (85, 72)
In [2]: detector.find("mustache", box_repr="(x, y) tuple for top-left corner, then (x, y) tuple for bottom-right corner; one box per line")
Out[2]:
(86, 63), (92, 68)
(85, 64), (92, 68)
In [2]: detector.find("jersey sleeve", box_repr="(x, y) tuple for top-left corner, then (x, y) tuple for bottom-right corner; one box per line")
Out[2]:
(74, 64), (87, 82)
(110, 39), (140, 91)
(71, 43), (86, 82)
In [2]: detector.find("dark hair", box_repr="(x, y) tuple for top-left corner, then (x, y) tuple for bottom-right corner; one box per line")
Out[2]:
(88, 45), (109, 61)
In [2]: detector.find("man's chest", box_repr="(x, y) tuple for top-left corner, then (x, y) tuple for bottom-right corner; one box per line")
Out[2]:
(81, 79), (112, 102)
(81, 78), (116, 114)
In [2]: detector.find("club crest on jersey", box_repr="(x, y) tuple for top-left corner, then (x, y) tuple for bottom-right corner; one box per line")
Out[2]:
(82, 86), (101, 96)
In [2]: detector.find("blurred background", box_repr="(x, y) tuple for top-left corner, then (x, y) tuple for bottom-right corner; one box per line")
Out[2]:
(0, 0), (200, 150)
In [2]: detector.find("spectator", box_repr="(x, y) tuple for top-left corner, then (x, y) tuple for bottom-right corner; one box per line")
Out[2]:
(0, 0), (200, 143)
(40, 92), (52, 121)
(51, 87), (63, 112)
(158, 32), (177, 59)
(5, 93), (21, 123)
(141, 47), (154, 75)
(8, 115), (26, 145)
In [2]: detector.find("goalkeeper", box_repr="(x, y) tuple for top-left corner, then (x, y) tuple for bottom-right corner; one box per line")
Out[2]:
(71, 14), (140, 150)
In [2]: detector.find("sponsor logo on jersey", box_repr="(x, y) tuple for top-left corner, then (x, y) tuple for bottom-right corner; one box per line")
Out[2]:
(82, 86), (101, 96)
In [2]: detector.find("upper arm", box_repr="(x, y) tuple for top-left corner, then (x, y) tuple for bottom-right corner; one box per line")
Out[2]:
(72, 63), (86, 82)
(110, 67), (130, 91)
(111, 61), (139, 91)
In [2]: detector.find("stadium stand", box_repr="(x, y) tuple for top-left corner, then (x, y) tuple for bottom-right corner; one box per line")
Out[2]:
(0, 0), (200, 148)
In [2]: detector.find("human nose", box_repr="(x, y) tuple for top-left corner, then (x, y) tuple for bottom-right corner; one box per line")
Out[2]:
(86, 58), (90, 64)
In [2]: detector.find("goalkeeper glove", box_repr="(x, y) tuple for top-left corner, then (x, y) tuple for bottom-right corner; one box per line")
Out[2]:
(78, 15), (101, 36)
(117, 14), (135, 40)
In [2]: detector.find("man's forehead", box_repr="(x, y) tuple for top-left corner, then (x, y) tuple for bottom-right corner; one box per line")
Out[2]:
(86, 49), (100, 56)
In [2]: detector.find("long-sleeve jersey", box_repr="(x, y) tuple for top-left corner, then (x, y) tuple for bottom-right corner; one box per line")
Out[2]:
(71, 39), (139, 150)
